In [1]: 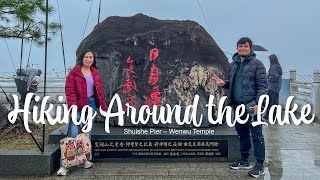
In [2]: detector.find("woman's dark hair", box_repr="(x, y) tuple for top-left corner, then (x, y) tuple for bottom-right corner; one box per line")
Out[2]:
(76, 49), (97, 69)
(269, 54), (282, 75)
(237, 37), (253, 49)
(269, 54), (280, 65)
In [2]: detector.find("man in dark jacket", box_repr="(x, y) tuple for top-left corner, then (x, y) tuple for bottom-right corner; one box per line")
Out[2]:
(213, 37), (267, 178)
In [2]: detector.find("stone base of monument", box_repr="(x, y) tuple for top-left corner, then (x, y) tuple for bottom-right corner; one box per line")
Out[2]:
(0, 144), (60, 176)
(92, 124), (240, 162)
(50, 123), (241, 162)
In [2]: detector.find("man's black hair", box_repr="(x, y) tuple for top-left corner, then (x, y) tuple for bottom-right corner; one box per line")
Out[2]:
(237, 37), (253, 49)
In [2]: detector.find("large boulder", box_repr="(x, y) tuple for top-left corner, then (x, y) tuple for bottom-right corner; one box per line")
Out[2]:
(77, 14), (229, 127)
(0, 103), (9, 129)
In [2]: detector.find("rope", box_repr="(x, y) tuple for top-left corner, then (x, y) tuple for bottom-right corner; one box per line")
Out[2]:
(3, 39), (16, 70)
(82, 0), (94, 39)
(196, 0), (214, 36)
(56, 0), (67, 75)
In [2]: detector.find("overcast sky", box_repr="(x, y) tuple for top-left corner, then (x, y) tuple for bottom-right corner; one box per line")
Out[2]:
(1, 0), (319, 75)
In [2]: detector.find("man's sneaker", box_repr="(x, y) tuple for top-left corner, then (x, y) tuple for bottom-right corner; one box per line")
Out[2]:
(56, 166), (69, 176)
(78, 161), (93, 169)
(229, 160), (253, 170)
(248, 163), (265, 177)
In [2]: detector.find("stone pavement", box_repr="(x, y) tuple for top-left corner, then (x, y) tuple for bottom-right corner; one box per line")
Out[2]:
(2, 122), (320, 180)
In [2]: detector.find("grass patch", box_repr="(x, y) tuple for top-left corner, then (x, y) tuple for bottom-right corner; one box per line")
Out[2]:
(0, 123), (64, 150)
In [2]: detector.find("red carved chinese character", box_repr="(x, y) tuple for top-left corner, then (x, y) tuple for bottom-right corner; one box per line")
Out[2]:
(122, 94), (137, 111)
(127, 56), (134, 63)
(124, 56), (136, 74)
(150, 86), (161, 106)
(122, 78), (139, 93)
(148, 64), (159, 85)
(126, 94), (137, 107)
(124, 64), (136, 74)
(149, 48), (159, 61)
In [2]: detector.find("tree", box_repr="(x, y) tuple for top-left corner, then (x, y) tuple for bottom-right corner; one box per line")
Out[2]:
(0, 0), (61, 45)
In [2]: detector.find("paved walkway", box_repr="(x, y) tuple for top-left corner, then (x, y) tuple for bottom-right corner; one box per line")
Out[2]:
(3, 121), (320, 180)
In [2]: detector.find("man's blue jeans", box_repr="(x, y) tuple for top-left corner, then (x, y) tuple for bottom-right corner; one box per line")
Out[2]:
(60, 97), (96, 167)
(234, 105), (265, 164)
